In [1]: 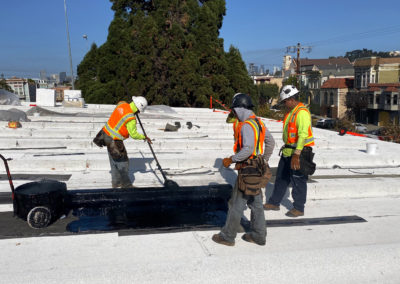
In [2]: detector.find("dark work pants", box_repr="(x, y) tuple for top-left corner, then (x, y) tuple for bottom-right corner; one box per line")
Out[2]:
(221, 181), (266, 244)
(268, 155), (308, 212)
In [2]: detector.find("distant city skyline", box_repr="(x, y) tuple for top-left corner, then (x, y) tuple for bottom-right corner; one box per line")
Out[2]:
(1, 0), (400, 79)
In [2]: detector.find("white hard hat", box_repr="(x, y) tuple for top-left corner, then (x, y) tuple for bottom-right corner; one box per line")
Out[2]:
(132, 96), (148, 113)
(280, 85), (299, 101)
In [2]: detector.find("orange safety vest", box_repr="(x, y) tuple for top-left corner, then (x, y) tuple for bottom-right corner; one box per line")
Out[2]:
(234, 115), (266, 159)
(233, 119), (244, 153)
(103, 103), (136, 140)
(283, 102), (314, 147)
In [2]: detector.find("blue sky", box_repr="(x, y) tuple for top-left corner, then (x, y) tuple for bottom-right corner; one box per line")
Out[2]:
(1, 0), (400, 78)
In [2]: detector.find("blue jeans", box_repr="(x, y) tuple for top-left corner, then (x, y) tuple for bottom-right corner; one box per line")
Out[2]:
(268, 155), (308, 212)
(220, 181), (266, 244)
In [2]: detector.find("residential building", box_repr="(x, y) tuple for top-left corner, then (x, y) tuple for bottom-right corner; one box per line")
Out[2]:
(300, 58), (354, 103)
(349, 57), (400, 125)
(253, 75), (284, 89)
(281, 56), (354, 103)
(5, 77), (36, 102)
(318, 78), (354, 119)
(354, 57), (400, 89)
(366, 83), (399, 125)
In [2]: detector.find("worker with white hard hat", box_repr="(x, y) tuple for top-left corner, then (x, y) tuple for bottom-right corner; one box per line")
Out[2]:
(264, 85), (315, 217)
(93, 96), (151, 188)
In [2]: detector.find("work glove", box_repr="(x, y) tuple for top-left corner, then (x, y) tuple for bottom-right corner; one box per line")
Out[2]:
(234, 162), (243, 170)
(291, 151), (301, 171)
(144, 136), (152, 144)
(223, 157), (233, 168)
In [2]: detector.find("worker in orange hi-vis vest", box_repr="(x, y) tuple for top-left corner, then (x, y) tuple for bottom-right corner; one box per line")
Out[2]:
(93, 96), (152, 188)
(212, 93), (275, 247)
(264, 85), (315, 217)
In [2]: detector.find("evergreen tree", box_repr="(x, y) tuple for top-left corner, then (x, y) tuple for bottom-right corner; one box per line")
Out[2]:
(77, 0), (255, 107)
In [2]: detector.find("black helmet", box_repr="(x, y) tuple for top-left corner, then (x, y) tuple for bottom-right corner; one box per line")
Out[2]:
(230, 93), (254, 110)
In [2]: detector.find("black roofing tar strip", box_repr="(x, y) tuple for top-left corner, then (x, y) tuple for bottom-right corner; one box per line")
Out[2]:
(0, 211), (366, 240)
(0, 174), (71, 181)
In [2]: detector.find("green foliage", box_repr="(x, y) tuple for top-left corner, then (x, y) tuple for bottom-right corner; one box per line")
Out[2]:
(257, 104), (284, 120)
(380, 125), (400, 143)
(77, 0), (254, 107)
(27, 79), (36, 85)
(283, 76), (298, 87)
(309, 103), (321, 115)
(342, 48), (399, 62)
(305, 70), (321, 80)
(345, 91), (368, 120)
(0, 79), (13, 92)
(335, 118), (355, 132)
(255, 83), (279, 105)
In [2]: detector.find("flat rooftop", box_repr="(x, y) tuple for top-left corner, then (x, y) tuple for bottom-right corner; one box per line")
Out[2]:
(0, 103), (399, 283)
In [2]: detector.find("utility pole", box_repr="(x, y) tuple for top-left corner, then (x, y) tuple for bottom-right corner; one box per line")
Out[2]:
(64, 0), (75, 89)
(286, 43), (312, 100)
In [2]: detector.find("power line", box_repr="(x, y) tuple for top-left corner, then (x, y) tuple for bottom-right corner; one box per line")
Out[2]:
(305, 25), (400, 47)
(242, 25), (400, 59)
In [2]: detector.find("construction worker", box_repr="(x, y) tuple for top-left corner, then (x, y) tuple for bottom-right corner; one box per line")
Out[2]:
(93, 96), (151, 188)
(264, 85), (314, 217)
(226, 93), (243, 153)
(212, 93), (275, 246)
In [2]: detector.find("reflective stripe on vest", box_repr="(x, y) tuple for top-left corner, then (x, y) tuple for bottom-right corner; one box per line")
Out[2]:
(283, 103), (314, 147)
(234, 115), (266, 159)
(103, 103), (136, 140)
(233, 119), (243, 153)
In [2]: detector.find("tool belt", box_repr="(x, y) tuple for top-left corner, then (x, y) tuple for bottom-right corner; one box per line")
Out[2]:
(280, 144), (316, 176)
(237, 155), (272, 196)
(93, 129), (128, 162)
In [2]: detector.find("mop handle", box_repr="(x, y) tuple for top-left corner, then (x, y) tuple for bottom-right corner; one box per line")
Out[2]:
(135, 114), (168, 182)
(0, 154), (15, 198)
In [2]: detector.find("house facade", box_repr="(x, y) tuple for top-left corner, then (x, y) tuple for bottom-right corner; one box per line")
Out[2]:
(354, 57), (400, 89)
(318, 78), (354, 119)
(366, 83), (399, 125)
(5, 77), (35, 102)
(351, 57), (400, 125)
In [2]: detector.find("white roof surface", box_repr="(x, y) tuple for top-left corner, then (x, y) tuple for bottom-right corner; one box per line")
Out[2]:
(0, 103), (399, 283)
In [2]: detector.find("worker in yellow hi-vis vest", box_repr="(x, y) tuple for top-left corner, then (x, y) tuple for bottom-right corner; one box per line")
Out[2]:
(264, 85), (315, 217)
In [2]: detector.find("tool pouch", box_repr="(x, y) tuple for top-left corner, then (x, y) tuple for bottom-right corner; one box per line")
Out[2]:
(299, 147), (316, 176)
(238, 155), (272, 196)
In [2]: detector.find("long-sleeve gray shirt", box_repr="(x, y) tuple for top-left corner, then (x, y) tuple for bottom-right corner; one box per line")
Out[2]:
(231, 107), (275, 163)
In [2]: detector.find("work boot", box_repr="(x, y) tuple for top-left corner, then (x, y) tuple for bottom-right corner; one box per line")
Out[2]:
(263, 203), (280, 211)
(286, 208), (304, 217)
(120, 183), (135, 189)
(241, 234), (266, 246)
(212, 234), (234, 246)
(112, 182), (121, 188)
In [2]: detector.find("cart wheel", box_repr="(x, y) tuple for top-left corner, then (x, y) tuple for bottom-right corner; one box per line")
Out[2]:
(27, 206), (52, 229)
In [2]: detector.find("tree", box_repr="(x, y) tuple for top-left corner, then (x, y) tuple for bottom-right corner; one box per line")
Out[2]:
(345, 91), (368, 121)
(340, 48), (398, 62)
(283, 76), (298, 87)
(77, 0), (255, 107)
(256, 83), (279, 105)
(0, 79), (12, 92)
